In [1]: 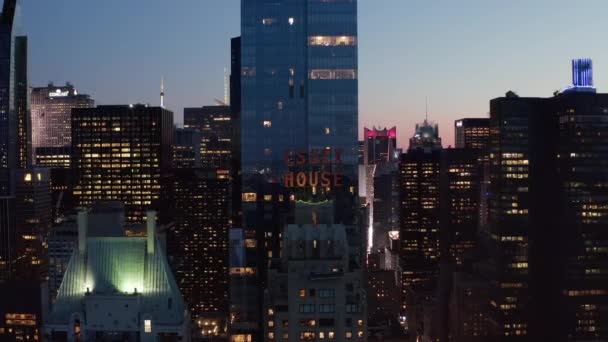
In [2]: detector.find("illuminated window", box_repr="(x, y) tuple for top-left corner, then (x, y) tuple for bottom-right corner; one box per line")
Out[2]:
(357, 320), (364, 327)
(288, 17), (295, 25)
(242, 193), (257, 202)
(268, 321), (274, 327)
(299, 289), (306, 297)
(268, 308), (274, 316)
(309, 35), (357, 46)
(325, 127), (331, 135)
(357, 331), (364, 338)
(263, 120), (272, 128)
(328, 332), (335, 339)
(144, 319), (152, 333)
(346, 331), (353, 339)
(262, 18), (276, 25)
(24, 173), (32, 182)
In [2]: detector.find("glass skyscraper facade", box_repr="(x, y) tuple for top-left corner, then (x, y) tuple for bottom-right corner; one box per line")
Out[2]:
(237, 1), (360, 340)
(241, 0), (358, 182)
(0, 0), (30, 194)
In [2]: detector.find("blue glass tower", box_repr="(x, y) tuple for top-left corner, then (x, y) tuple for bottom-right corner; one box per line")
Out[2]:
(241, 0), (358, 183)
(234, 1), (360, 340)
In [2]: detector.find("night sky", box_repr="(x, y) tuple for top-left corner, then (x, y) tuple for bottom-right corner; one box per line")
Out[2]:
(19, 0), (608, 147)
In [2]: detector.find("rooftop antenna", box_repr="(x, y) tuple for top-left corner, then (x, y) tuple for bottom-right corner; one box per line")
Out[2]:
(224, 67), (229, 106)
(160, 76), (165, 108)
(425, 96), (429, 122)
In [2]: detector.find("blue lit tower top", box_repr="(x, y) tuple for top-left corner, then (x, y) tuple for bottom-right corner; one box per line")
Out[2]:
(566, 58), (596, 93)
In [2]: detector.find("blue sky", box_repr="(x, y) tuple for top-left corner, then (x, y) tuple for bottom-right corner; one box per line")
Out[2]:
(20, 0), (608, 147)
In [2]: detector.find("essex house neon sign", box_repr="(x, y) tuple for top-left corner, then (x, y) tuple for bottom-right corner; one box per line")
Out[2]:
(283, 148), (344, 188)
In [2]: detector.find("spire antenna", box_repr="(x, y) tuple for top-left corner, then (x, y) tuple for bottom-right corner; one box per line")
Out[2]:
(160, 76), (165, 108)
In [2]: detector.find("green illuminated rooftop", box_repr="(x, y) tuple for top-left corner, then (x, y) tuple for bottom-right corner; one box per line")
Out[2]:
(47, 235), (186, 325)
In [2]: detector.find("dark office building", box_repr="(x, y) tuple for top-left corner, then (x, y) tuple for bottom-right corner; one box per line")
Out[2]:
(455, 118), (490, 150)
(440, 148), (481, 267)
(71, 105), (173, 225)
(364, 127), (397, 165)
(0, 281), (47, 341)
(0, 196), (16, 282)
(230, 36), (241, 120)
(14, 35), (29, 170)
(166, 168), (231, 338)
(34, 146), (73, 220)
(372, 165), (399, 230)
(172, 127), (201, 169)
(0, 0), (30, 194)
(542, 92), (608, 340)
(184, 105), (233, 171)
(449, 272), (491, 342)
(230, 36), (243, 228)
(480, 61), (608, 340)
(485, 91), (538, 340)
(399, 120), (442, 336)
(12, 168), (52, 281)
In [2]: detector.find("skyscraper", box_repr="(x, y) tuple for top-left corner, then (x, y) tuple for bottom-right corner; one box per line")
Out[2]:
(481, 60), (608, 340)
(485, 92), (539, 340)
(184, 105), (233, 171)
(172, 128), (202, 169)
(399, 119), (442, 336)
(237, 1), (361, 340)
(440, 149), (480, 267)
(71, 105), (173, 225)
(363, 127), (397, 165)
(166, 168), (231, 337)
(12, 167), (52, 281)
(0, 196), (16, 282)
(30, 82), (94, 162)
(0, 0), (29, 194)
(241, 0), (358, 182)
(454, 118), (490, 150)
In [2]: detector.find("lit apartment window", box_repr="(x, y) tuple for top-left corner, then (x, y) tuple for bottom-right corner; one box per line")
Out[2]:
(24, 173), (32, 182)
(288, 17), (295, 25)
(328, 332), (335, 339)
(299, 289), (306, 297)
(144, 319), (152, 333)
(345, 331), (352, 339)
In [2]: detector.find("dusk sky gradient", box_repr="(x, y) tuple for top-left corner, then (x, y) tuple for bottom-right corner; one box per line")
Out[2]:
(19, 0), (608, 148)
